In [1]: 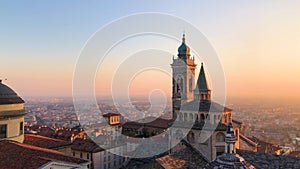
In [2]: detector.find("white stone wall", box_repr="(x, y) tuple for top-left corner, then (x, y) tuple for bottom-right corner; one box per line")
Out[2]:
(0, 115), (24, 143)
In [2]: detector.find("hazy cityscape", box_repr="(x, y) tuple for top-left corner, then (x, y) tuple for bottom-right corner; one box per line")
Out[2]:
(24, 96), (300, 151)
(1, 1), (300, 168)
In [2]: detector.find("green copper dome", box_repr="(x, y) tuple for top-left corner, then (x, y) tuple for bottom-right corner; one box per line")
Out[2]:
(177, 34), (190, 58)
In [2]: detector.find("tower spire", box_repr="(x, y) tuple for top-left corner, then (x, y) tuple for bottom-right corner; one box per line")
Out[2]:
(194, 63), (211, 101)
(197, 63), (209, 90)
(182, 33), (186, 44)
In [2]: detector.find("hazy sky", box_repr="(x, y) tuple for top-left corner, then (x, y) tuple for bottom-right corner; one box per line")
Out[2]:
(1, 1), (300, 100)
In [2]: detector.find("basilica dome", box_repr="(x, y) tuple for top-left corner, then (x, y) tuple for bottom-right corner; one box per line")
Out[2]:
(204, 122), (256, 169)
(0, 80), (24, 105)
(204, 153), (256, 169)
(0, 80), (26, 143)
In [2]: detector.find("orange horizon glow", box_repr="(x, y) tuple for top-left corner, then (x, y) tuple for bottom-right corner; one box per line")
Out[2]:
(2, 1), (300, 102)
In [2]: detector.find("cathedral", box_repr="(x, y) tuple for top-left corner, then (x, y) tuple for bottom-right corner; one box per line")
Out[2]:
(170, 34), (241, 161)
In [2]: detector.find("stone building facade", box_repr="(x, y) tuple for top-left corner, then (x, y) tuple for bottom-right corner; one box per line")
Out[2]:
(170, 34), (241, 161)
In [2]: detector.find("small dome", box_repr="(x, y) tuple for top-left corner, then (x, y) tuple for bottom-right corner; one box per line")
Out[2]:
(204, 153), (256, 169)
(0, 80), (24, 105)
(178, 42), (190, 55)
(177, 34), (190, 57)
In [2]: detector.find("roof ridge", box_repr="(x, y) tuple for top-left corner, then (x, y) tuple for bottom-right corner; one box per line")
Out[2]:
(10, 140), (69, 155)
(25, 134), (70, 143)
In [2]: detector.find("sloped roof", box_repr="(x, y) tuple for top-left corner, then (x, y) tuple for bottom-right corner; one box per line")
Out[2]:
(171, 140), (209, 168)
(239, 134), (258, 151)
(237, 149), (300, 168)
(289, 151), (300, 158)
(155, 155), (186, 169)
(123, 117), (172, 129)
(124, 140), (208, 169)
(249, 136), (281, 154)
(24, 134), (71, 149)
(71, 138), (104, 153)
(0, 140), (88, 169)
(181, 100), (232, 112)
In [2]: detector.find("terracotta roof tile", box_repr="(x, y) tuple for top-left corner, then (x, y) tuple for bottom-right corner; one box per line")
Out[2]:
(123, 117), (172, 129)
(71, 139), (104, 153)
(0, 140), (88, 169)
(156, 155), (186, 169)
(24, 134), (71, 149)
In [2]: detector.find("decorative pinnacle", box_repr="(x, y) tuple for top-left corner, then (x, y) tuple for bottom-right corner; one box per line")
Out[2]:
(182, 33), (186, 44)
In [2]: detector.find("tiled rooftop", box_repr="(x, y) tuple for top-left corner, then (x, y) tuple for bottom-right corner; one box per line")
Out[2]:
(237, 149), (300, 169)
(24, 134), (71, 149)
(0, 140), (88, 169)
(71, 138), (104, 153)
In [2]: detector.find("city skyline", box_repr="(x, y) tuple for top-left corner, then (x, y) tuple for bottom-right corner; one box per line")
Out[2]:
(1, 1), (300, 101)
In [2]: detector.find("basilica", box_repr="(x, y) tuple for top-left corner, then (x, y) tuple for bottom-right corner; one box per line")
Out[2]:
(170, 34), (241, 161)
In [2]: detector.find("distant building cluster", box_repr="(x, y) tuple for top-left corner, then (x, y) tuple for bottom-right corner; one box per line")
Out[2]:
(1, 35), (300, 169)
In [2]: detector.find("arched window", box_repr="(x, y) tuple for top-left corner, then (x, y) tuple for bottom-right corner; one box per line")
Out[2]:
(173, 79), (175, 93)
(200, 114), (205, 122)
(187, 131), (195, 143)
(189, 113), (193, 122)
(176, 76), (184, 95)
(175, 130), (183, 139)
(180, 78), (183, 93)
(176, 81), (180, 93)
(184, 113), (187, 121)
(189, 77), (193, 92)
(179, 113), (183, 121)
(216, 132), (225, 142)
(214, 114), (218, 123)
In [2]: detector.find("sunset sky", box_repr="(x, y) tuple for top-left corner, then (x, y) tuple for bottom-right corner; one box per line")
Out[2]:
(1, 1), (300, 100)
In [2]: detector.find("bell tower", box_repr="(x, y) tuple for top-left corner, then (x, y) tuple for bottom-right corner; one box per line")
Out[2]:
(171, 34), (196, 120)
